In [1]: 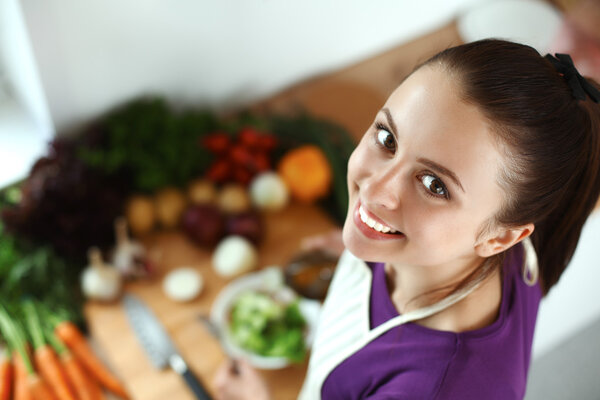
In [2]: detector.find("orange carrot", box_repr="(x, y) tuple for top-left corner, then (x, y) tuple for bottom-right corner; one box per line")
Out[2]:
(27, 374), (58, 400)
(0, 305), (49, 400)
(55, 321), (130, 400)
(61, 352), (103, 400)
(13, 352), (32, 400)
(0, 350), (12, 400)
(23, 301), (76, 400)
(34, 345), (76, 400)
(47, 324), (103, 400)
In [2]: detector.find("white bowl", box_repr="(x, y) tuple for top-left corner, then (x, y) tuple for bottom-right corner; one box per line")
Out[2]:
(210, 267), (321, 369)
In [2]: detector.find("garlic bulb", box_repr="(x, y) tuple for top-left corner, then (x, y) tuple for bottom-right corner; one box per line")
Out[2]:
(81, 247), (122, 302)
(111, 217), (152, 279)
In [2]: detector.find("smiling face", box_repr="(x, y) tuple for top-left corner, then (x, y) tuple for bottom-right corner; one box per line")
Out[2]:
(342, 66), (508, 270)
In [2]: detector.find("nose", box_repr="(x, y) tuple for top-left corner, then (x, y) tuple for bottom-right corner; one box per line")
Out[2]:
(360, 163), (403, 211)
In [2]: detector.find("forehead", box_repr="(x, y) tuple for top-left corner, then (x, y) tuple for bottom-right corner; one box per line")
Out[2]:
(383, 66), (505, 197)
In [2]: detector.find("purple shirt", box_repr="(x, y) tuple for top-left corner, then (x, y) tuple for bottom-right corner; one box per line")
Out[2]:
(321, 244), (542, 399)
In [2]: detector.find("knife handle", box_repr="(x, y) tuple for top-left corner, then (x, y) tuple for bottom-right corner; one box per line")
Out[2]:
(182, 368), (213, 400)
(170, 354), (213, 400)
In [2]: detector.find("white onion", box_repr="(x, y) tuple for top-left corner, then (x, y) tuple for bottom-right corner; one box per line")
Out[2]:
(163, 267), (203, 302)
(250, 172), (289, 211)
(213, 236), (258, 277)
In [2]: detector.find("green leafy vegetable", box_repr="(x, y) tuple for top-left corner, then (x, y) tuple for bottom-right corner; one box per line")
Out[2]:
(0, 222), (83, 324)
(229, 291), (307, 363)
(78, 98), (220, 192)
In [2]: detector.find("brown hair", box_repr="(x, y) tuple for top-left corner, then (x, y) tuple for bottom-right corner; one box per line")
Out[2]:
(422, 39), (600, 295)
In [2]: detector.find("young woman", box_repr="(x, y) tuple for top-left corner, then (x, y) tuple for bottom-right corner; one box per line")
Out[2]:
(213, 39), (600, 399)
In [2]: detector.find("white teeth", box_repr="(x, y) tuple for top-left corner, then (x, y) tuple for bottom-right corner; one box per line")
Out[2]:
(358, 206), (397, 234)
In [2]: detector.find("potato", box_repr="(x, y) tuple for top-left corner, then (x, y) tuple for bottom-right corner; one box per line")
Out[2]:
(217, 184), (251, 214)
(154, 187), (188, 228)
(188, 178), (218, 205)
(125, 195), (156, 236)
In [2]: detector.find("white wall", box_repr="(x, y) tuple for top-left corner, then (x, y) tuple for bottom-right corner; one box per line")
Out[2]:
(532, 212), (600, 357)
(20, 0), (486, 133)
(0, 0), (52, 187)
(0, 0), (52, 135)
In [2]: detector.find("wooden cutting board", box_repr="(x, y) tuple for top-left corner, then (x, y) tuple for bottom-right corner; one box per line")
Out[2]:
(84, 203), (339, 400)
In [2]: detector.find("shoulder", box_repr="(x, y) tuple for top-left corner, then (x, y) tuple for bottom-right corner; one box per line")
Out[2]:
(432, 349), (524, 400)
(431, 242), (542, 400)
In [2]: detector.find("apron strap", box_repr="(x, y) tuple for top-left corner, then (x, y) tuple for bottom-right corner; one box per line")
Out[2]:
(368, 272), (485, 339)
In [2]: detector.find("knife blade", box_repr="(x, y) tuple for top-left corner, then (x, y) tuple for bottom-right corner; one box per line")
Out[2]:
(122, 294), (213, 400)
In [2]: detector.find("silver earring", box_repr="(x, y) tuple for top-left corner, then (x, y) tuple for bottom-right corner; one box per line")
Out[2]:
(521, 237), (539, 286)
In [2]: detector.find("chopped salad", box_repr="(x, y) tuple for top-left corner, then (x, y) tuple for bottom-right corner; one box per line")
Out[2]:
(229, 291), (307, 362)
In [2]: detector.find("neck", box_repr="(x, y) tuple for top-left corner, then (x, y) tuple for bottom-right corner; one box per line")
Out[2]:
(385, 257), (502, 332)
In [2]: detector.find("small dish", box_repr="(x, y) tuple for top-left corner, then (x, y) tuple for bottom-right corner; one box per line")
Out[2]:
(284, 250), (338, 301)
(210, 267), (321, 369)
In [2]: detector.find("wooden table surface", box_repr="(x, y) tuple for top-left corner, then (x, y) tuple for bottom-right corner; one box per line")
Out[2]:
(84, 203), (339, 400)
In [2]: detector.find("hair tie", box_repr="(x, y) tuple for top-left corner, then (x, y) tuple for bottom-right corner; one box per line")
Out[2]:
(544, 53), (600, 103)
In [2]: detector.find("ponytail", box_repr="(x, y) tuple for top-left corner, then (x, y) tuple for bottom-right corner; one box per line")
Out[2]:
(533, 79), (600, 292)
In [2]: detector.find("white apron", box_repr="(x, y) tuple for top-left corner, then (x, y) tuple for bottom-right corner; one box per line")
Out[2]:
(298, 239), (538, 400)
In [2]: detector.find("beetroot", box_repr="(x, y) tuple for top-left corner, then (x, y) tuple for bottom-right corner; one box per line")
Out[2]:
(181, 204), (225, 247)
(225, 211), (264, 245)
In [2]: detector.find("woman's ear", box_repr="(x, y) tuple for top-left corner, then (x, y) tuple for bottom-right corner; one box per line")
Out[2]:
(475, 223), (534, 258)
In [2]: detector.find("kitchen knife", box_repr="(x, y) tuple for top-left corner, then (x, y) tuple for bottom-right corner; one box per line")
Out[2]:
(122, 294), (213, 400)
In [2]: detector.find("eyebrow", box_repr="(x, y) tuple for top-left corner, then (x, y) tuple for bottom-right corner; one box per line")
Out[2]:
(382, 108), (399, 137)
(417, 158), (465, 193)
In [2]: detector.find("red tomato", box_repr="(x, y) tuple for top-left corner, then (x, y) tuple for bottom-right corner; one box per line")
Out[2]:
(258, 135), (277, 151)
(230, 145), (254, 166)
(238, 127), (262, 149)
(206, 159), (231, 183)
(252, 152), (271, 172)
(233, 167), (253, 186)
(202, 132), (231, 154)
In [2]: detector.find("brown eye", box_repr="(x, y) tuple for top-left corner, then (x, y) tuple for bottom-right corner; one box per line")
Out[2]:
(420, 174), (449, 198)
(376, 129), (396, 152)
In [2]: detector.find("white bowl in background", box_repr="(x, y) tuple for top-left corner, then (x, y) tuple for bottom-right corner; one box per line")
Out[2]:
(457, 0), (562, 53)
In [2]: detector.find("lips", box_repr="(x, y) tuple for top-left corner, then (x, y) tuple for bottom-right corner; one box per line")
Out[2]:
(353, 202), (404, 240)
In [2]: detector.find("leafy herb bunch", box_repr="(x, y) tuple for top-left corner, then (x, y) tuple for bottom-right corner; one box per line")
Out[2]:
(79, 98), (220, 193)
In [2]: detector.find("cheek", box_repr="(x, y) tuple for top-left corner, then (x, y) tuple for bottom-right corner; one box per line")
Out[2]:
(408, 205), (474, 241)
(407, 206), (487, 258)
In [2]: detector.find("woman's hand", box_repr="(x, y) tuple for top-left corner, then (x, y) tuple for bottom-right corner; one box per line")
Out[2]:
(300, 228), (344, 257)
(213, 359), (271, 400)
